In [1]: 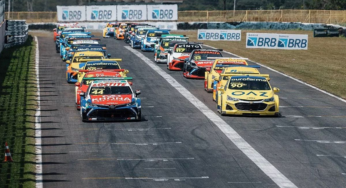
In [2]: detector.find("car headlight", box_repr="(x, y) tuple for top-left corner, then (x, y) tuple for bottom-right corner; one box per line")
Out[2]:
(264, 97), (274, 102)
(72, 68), (79, 72)
(227, 95), (239, 101)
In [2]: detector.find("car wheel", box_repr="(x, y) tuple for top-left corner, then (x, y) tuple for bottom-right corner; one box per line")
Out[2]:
(137, 109), (142, 121)
(131, 41), (134, 48)
(66, 73), (70, 83)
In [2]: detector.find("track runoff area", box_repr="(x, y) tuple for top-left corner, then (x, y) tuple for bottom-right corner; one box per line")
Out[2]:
(36, 26), (346, 188)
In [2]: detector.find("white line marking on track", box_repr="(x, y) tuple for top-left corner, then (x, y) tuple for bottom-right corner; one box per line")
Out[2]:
(316, 154), (346, 158)
(295, 139), (346, 144)
(78, 157), (194, 161)
(277, 125), (345, 130)
(34, 36), (43, 188)
(203, 44), (346, 104)
(125, 46), (297, 188)
(228, 181), (262, 184)
(77, 142), (182, 146)
(145, 168), (176, 170)
(83, 176), (209, 181)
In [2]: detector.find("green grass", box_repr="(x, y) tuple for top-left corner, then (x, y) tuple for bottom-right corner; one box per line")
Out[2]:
(0, 36), (36, 188)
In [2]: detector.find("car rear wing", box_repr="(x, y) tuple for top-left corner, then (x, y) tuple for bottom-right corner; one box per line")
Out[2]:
(68, 37), (100, 41)
(208, 57), (249, 60)
(219, 74), (270, 81)
(79, 69), (125, 73)
(216, 65), (260, 68)
(79, 58), (122, 62)
(83, 77), (133, 80)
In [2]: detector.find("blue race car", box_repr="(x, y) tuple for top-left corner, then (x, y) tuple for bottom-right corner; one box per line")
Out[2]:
(80, 79), (142, 122)
(60, 35), (94, 60)
(129, 27), (157, 49)
(66, 43), (106, 61)
(55, 28), (86, 53)
(141, 29), (170, 52)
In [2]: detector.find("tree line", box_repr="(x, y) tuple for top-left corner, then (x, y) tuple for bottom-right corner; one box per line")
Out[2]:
(4, 0), (346, 12)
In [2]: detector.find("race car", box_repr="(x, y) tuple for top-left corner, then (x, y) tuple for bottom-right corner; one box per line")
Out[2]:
(212, 66), (263, 101)
(60, 35), (96, 60)
(65, 51), (111, 83)
(65, 42), (107, 61)
(103, 23), (117, 38)
(129, 26), (157, 49)
(205, 58), (248, 92)
(75, 70), (130, 110)
(115, 23), (127, 40)
(154, 34), (188, 63)
(56, 30), (91, 53)
(167, 43), (203, 71)
(53, 24), (81, 41)
(141, 29), (170, 52)
(216, 75), (280, 116)
(80, 80), (142, 122)
(183, 49), (224, 79)
(77, 60), (128, 82)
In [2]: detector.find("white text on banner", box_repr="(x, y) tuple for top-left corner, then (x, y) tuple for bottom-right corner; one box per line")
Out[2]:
(86, 6), (116, 21)
(147, 5), (178, 21)
(246, 33), (308, 50)
(198, 30), (241, 41)
(117, 5), (147, 21)
(57, 6), (86, 22)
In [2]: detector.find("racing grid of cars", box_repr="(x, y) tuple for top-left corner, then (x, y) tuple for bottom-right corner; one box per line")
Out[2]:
(55, 22), (281, 122)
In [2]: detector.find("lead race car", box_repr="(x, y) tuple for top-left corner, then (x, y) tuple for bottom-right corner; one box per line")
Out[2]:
(75, 70), (130, 110)
(141, 29), (170, 52)
(80, 80), (141, 122)
(216, 75), (280, 116)
(183, 49), (224, 79)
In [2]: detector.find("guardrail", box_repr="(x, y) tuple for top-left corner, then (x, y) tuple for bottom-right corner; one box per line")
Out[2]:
(4, 10), (346, 24)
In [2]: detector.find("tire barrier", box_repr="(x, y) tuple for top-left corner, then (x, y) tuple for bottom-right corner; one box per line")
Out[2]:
(4, 20), (28, 48)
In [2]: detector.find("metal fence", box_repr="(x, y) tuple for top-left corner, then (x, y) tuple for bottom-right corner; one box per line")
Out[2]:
(4, 10), (346, 24)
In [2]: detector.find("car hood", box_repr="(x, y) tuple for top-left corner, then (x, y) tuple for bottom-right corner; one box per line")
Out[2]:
(227, 90), (274, 100)
(90, 94), (132, 105)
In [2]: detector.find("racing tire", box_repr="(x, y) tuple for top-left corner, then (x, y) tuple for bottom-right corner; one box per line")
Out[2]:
(274, 112), (282, 117)
(220, 98), (226, 116)
(154, 55), (157, 63)
(81, 112), (88, 122)
(131, 41), (134, 49)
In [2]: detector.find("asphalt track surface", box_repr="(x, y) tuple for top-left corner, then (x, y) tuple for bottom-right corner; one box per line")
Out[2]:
(38, 34), (346, 188)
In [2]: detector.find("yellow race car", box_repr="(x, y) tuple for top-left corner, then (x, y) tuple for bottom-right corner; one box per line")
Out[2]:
(212, 66), (266, 101)
(103, 23), (117, 38)
(76, 59), (128, 82)
(204, 58), (248, 92)
(66, 51), (108, 83)
(217, 75), (280, 116)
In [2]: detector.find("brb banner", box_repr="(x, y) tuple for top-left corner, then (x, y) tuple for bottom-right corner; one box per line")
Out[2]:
(147, 5), (178, 21)
(246, 33), (308, 50)
(86, 6), (116, 21)
(57, 6), (86, 22)
(198, 30), (241, 41)
(117, 5), (146, 21)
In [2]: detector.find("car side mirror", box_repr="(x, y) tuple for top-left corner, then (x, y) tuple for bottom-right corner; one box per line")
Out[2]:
(135, 90), (141, 96)
(66, 60), (71, 64)
(273, 87), (280, 93)
(219, 87), (225, 93)
(75, 82), (80, 87)
(107, 54), (111, 58)
(80, 92), (85, 97)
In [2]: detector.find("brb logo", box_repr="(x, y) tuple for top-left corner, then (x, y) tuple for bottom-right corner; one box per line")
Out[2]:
(63, 10), (82, 20)
(198, 32), (206, 40)
(247, 34), (308, 49)
(220, 32), (241, 41)
(91, 10), (112, 20)
(122, 10), (142, 20)
(152, 9), (174, 20)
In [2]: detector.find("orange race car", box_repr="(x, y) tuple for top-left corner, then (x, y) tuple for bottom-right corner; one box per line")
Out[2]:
(115, 23), (128, 40)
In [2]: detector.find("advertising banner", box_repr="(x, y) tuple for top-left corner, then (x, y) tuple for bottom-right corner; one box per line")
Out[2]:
(86, 6), (116, 21)
(313, 28), (340, 37)
(147, 4), (178, 21)
(198, 30), (241, 41)
(57, 6), (86, 22)
(246, 33), (308, 50)
(117, 5), (147, 21)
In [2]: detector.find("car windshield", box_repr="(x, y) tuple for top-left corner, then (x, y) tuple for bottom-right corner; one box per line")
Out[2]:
(84, 63), (120, 70)
(137, 30), (147, 36)
(73, 56), (104, 63)
(228, 78), (271, 90)
(163, 41), (187, 48)
(90, 86), (132, 95)
(147, 32), (164, 38)
(82, 79), (95, 86)
(191, 52), (222, 60)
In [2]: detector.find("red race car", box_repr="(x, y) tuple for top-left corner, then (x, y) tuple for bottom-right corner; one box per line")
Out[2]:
(167, 43), (202, 71)
(75, 70), (132, 110)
